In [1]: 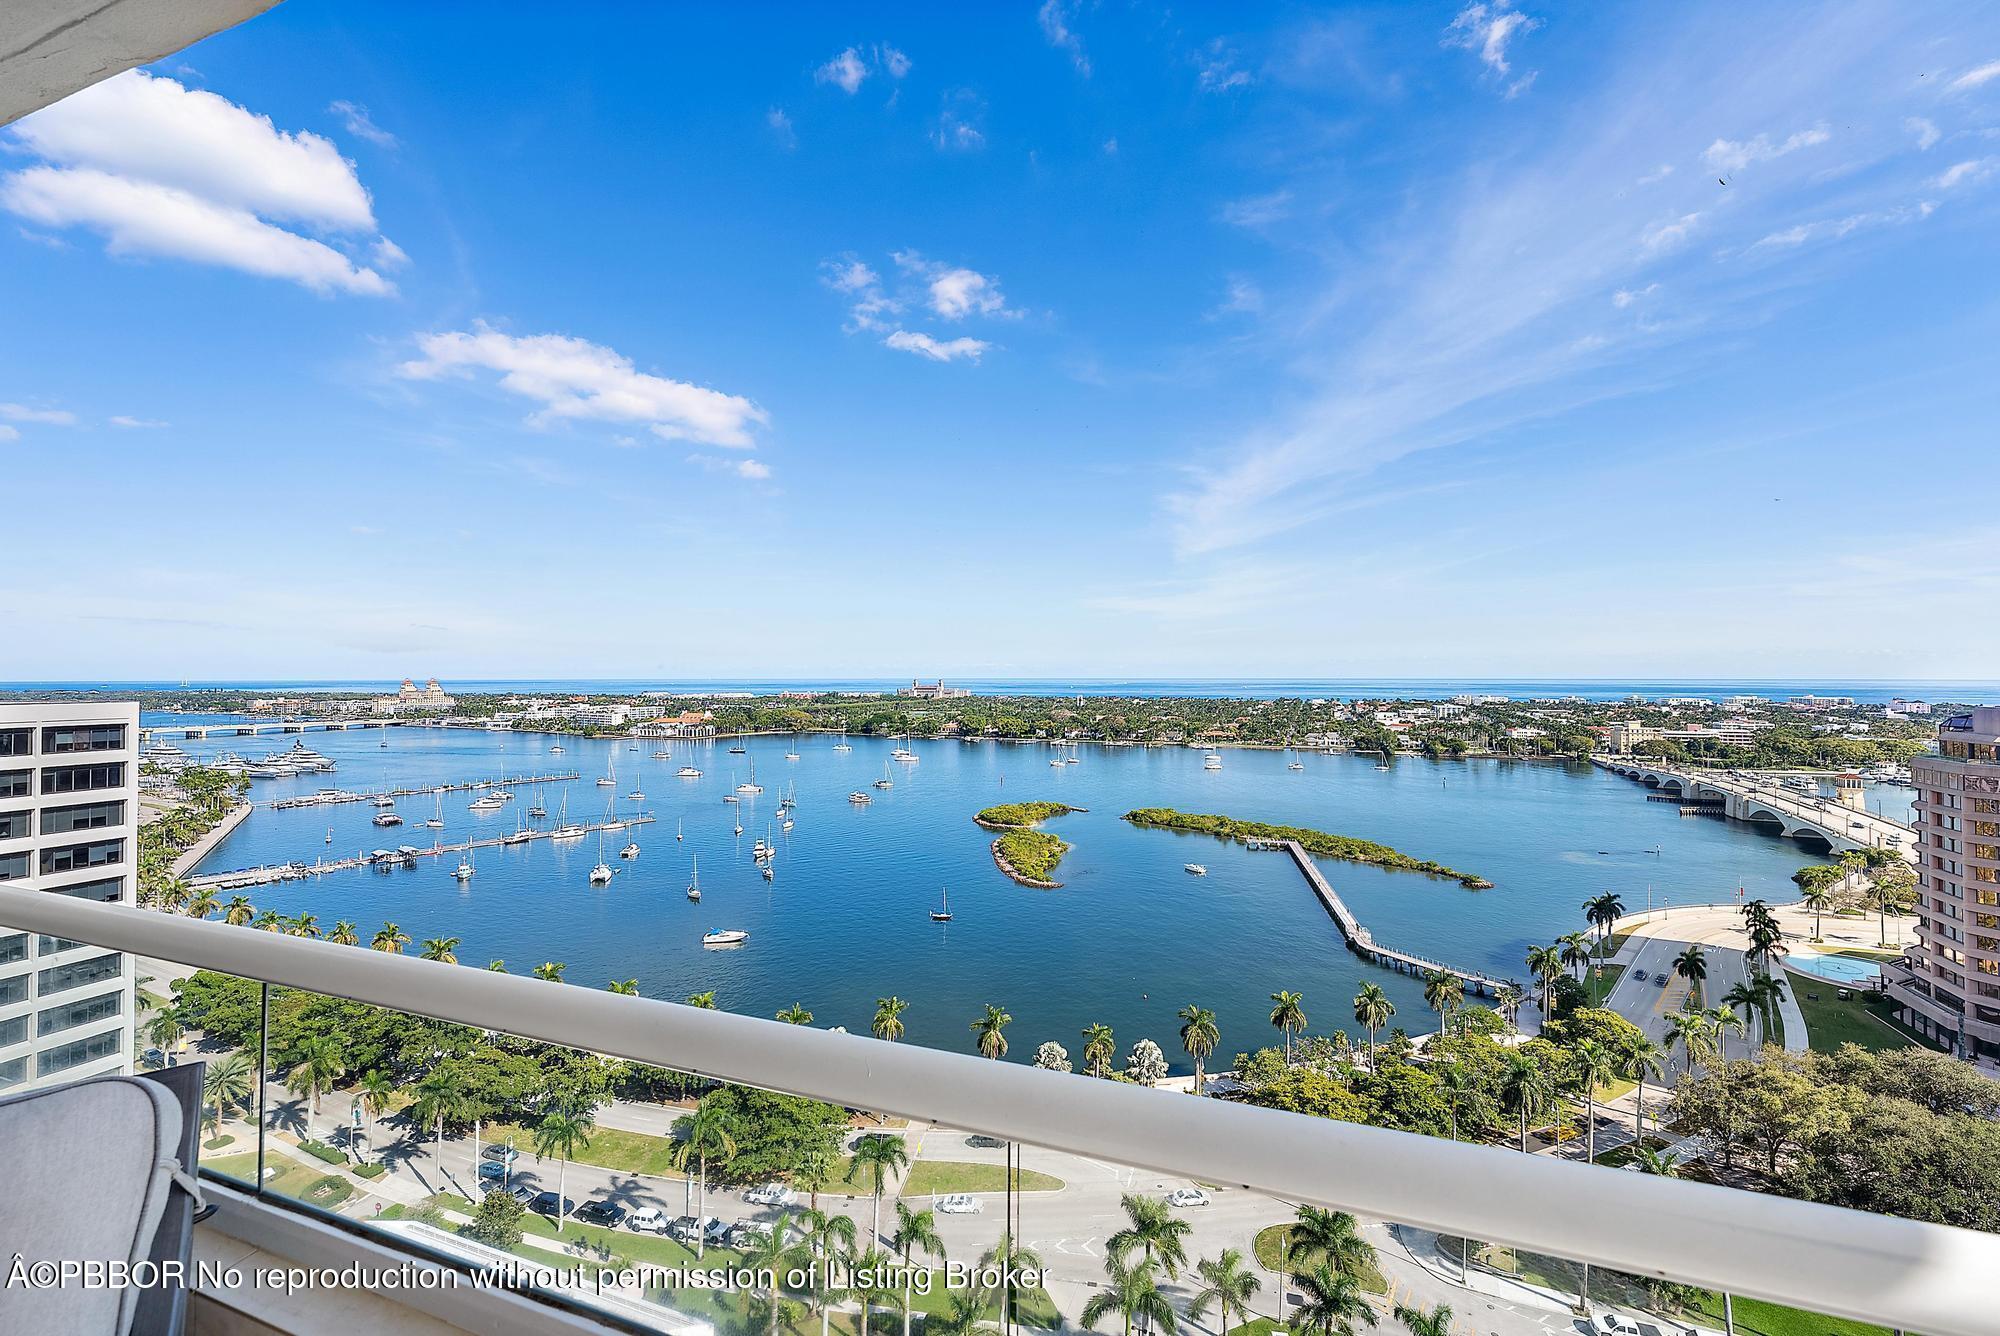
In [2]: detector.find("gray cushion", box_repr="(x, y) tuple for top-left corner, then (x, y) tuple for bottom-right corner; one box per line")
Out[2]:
(0, 1075), (184, 1336)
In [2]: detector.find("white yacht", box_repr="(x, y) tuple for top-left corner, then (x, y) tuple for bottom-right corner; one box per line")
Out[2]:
(832, 739), (852, 752)
(1185, 863), (1207, 876)
(370, 794), (396, 808)
(424, 794), (445, 828)
(551, 744), (565, 754)
(469, 793), (506, 812)
(848, 791), (872, 805)
(626, 789), (645, 802)
(372, 811), (403, 827)
(454, 847), (474, 881)
(701, 929), (748, 947)
(550, 822), (587, 842)
(620, 840), (640, 859)
(1202, 753), (1223, 770)
(892, 744), (917, 763)
(736, 760), (763, 795)
(873, 763), (894, 790)
(677, 765), (703, 778)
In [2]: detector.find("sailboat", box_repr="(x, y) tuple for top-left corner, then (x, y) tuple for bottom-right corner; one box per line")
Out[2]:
(527, 789), (547, 819)
(589, 827), (614, 884)
(686, 854), (701, 901)
(677, 762), (702, 778)
(784, 734), (800, 761)
(832, 728), (851, 752)
(728, 740), (746, 755)
(425, 793), (445, 828)
(550, 792), (587, 841)
(597, 756), (616, 788)
(620, 836), (640, 859)
(873, 762), (894, 790)
(732, 812), (744, 836)
(325, 826), (333, 844)
(736, 759), (763, 795)
(651, 746), (671, 760)
(454, 840), (474, 881)
(931, 888), (952, 922)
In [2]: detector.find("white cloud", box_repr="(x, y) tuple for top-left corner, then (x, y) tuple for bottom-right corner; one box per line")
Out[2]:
(109, 415), (168, 428)
(689, 454), (773, 481)
(820, 258), (902, 331)
(1103, 137), (1119, 155)
(933, 92), (986, 152)
(877, 46), (911, 79)
(1611, 282), (1658, 308)
(1209, 277), (1263, 318)
(1947, 59), (2000, 93)
(1637, 164), (1674, 185)
(735, 459), (772, 480)
(895, 250), (1008, 320)
(1906, 117), (1940, 151)
(1639, 211), (1701, 253)
(0, 425), (17, 442)
(767, 107), (797, 150)
(0, 402), (78, 425)
(1444, 2), (1541, 90)
(1751, 202), (1934, 251)
(3, 71), (395, 295)
(328, 100), (396, 149)
(1222, 189), (1293, 228)
(1038, 0), (1090, 76)
(1197, 41), (1252, 93)
(815, 48), (869, 94)
(398, 323), (767, 448)
(1933, 158), (1996, 189)
(824, 259), (878, 293)
(1703, 124), (1830, 174)
(371, 237), (409, 269)
(884, 330), (988, 362)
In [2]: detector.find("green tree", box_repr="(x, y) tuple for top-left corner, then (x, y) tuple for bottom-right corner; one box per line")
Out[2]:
(892, 1202), (945, 1336)
(685, 990), (717, 1008)
(1188, 1248), (1261, 1336)
(607, 978), (639, 995)
(873, 996), (908, 1041)
(532, 1098), (596, 1235)
(411, 1064), (471, 1167)
(1571, 1039), (1620, 1164)
(777, 1001), (815, 1025)
(356, 1068), (394, 1162)
(1269, 990), (1308, 1065)
(284, 1034), (347, 1146)
(371, 922), (408, 953)
(847, 1132), (910, 1247)
(532, 961), (566, 982)
(1393, 1302), (1453, 1336)
(222, 896), (255, 927)
(1082, 1022), (1117, 1077)
(1107, 1193), (1191, 1280)
(1498, 1051), (1553, 1151)
(1177, 1004), (1220, 1094)
(1292, 1261), (1377, 1336)
(465, 1187), (526, 1249)
(1672, 945), (1707, 996)
(1421, 971), (1464, 1036)
(328, 920), (359, 946)
(670, 1097), (738, 1247)
(1082, 1256), (1175, 1336)
(202, 1050), (254, 1139)
(971, 1003), (1012, 1059)
(419, 937), (460, 963)
(1352, 983), (1394, 1066)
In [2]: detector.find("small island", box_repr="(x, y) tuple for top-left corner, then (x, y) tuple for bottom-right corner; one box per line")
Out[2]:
(1121, 808), (1493, 888)
(976, 800), (1078, 887)
(974, 801), (1084, 830)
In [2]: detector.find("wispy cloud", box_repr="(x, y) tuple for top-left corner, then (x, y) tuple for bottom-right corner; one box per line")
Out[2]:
(328, 100), (396, 148)
(109, 415), (168, 428)
(1905, 117), (1940, 151)
(815, 48), (870, 94)
(1208, 277), (1263, 319)
(767, 107), (797, 150)
(893, 250), (1009, 320)
(1038, 1), (1090, 76)
(1443, 2), (1541, 95)
(1703, 124), (1830, 174)
(1946, 58), (2000, 93)
(933, 90), (986, 152)
(0, 402), (77, 425)
(1222, 189), (1292, 228)
(3, 72), (397, 296)
(884, 330), (989, 363)
(397, 322), (767, 448)
(1933, 158), (1996, 189)
(820, 256), (902, 331)
(1196, 40), (1253, 93)
(1611, 283), (1659, 309)
(1752, 202), (1934, 250)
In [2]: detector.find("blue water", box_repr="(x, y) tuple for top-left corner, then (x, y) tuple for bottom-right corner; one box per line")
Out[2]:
(15, 677), (2000, 704)
(167, 726), (1842, 1071)
(1787, 950), (1886, 986)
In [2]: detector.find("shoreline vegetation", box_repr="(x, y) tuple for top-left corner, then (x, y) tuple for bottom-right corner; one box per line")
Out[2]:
(980, 801), (1079, 886)
(973, 800), (1084, 829)
(1122, 808), (1494, 889)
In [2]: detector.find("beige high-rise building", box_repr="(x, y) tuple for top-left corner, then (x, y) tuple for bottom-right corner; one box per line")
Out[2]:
(1888, 705), (2000, 1059)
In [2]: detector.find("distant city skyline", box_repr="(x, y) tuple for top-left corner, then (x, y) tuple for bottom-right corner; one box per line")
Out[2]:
(3, 2), (1998, 679)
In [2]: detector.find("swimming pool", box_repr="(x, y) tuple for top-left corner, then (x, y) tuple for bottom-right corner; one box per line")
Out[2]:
(1788, 948), (1885, 986)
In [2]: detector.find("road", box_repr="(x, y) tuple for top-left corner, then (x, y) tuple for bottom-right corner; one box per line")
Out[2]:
(1603, 905), (1824, 1065)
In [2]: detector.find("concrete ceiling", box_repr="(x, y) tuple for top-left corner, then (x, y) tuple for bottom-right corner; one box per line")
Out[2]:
(2, 0), (279, 127)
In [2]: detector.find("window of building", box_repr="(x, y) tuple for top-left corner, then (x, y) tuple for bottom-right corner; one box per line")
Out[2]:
(0, 852), (24, 881)
(36, 952), (120, 997)
(37, 763), (123, 795)
(39, 839), (122, 875)
(0, 1058), (24, 1090)
(0, 809), (29, 840)
(36, 936), (87, 955)
(0, 729), (31, 758)
(0, 933), (24, 966)
(0, 770), (29, 799)
(36, 1028), (121, 1077)
(0, 1016), (26, 1049)
(39, 800), (124, 836)
(0, 976), (25, 1007)
(40, 725), (124, 754)
(55, 876), (122, 904)
(36, 991), (120, 1038)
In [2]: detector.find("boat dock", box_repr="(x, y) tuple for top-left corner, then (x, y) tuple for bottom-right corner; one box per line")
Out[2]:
(267, 772), (582, 809)
(1272, 839), (1513, 997)
(188, 815), (656, 888)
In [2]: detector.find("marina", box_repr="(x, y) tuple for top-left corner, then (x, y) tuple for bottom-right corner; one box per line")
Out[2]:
(187, 815), (657, 889)
(268, 771), (582, 809)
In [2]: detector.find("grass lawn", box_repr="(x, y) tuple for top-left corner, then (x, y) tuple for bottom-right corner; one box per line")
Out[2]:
(1786, 971), (1939, 1055)
(902, 1160), (1063, 1196)
(483, 1121), (691, 1179)
(206, 1151), (351, 1207)
(1587, 963), (1627, 1007)
(1251, 1225), (1388, 1296)
(1227, 1320), (1289, 1336)
(1683, 1291), (1889, 1336)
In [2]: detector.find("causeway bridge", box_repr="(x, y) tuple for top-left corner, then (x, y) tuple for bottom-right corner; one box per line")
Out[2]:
(142, 719), (400, 741)
(1592, 757), (1916, 859)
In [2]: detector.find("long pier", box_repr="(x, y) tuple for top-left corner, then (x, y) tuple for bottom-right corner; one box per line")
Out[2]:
(1272, 839), (1513, 997)
(267, 771), (582, 809)
(189, 816), (656, 889)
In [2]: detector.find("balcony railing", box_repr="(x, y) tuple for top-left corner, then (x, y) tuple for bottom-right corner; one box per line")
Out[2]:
(5, 887), (2000, 1336)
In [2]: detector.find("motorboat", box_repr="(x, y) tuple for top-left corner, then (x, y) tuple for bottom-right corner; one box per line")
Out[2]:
(848, 791), (872, 805)
(469, 793), (506, 812)
(502, 828), (532, 845)
(701, 929), (749, 947)
(620, 841), (640, 859)
(677, 765), (702, 778)
(372, 811), (403, 827)
(551, 744), (565, 754)
(626, 789), (645, 802)
(370, 795), (396, 808)
(1202, 753), (1223, 771)
(676, 819), (684, 841)
(454, 852), (474, 881)
(1288, 761), (1304, 771)
(652, 749), (671, 760)
(1184, 863), (1207, 876)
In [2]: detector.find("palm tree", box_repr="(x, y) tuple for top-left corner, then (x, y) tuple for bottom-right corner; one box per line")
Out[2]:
(929, 1293), (985, 1336)
(685, 990), (717, 1009)
(531, 961), (566, 982)
(1189, 1249), (1261, 1336)
(1869, 864), (1917, 948)
(144, 1010), (184, 1055)
(410, 1065), (470, 1169)
(532, 1099), (595, 1235)
(1289, 1205), (1376, 1283)
(1630, 1146), (1681, 1177)
(1421, 970), (1463, 1036)
(283, 1034), (347, 1144)
(873, 995), (909, 1042)
(1107, 1192), (1192, 1280)
(1749, 973), (1787, 1042)
(356, 1069), (393, 1162)
(1292, 1262), (1377, 1336)
(1801, 884), (1833, 942)
(1352, 983), (1394, 1066)
(1083, 1256), (1176, 1336)
(420, 937), (460, 964)
(185, 887), (219, 920)
(371, 922), (409, 953)
(743, 1216), (806, 1336)
(328, 920), (359, 946)
(847, 1132), (909, 1246)
(287, 913), (322, 939)
(1082, 1022), (1116, 1078)
(1624, 1035), (1667, 1141)
(251, 910), (284, 932)
(799, 1208), (857, 1336)
(971, 1003), (1011, 1059)
(979, 1234), (1044, 1333)
(1672, 945), (1707, 998)
(1584, 892), (1625, 957)
(1705, 1003), (1747, 1065)
(202, 1050), (254, 1139)
(1557, 931), (1591, 982)
(222, 896), (255, 926)
(607, 978), (639, 995)
(1269, 990), (1308, 1065)
(1436, 1060), (1490, 1146)
(1524, 943), (1562, 1017)
(1494, 983), (1524, 1030)
(1663, 1010), (1711, 1079)
(1393, 1301), (1454, 1336)
(777, 1002), (814, 1025)
(892, 1202), (945, 1336)
(1571, 1039), (1619, 1165)
(1497, 1051), (1553, 1152)
(1720, 981), (1762, 1048)
(670, 1098), (737, 1250)
(1177, 1004), (1220, 1094)
(850, 1246), (898, 1336)
(486, 960), (507, 972)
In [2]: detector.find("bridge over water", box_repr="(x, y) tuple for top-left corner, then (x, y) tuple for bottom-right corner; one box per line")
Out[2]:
(1593, 756), (1916, 859)
(141, 719), (401, 740)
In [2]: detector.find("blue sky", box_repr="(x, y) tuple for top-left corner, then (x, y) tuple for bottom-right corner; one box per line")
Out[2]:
(3, 1), (1998, 682)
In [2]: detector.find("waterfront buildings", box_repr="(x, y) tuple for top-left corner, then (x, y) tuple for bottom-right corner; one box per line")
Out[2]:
(0, 701), (137, 1092)
(369, 677), (456, 714)
(1887, 705), (2000, 1059)
(897, 679), (973, 699)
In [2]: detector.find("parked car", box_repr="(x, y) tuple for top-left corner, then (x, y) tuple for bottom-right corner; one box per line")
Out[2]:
(574, 1199), (627, 1228)
(627, 1207), (670, 1234)
(727, 1222), (771, 1250)
(481, 1144), (520, 1165)
(477, 1159), (508, 1181)
(965, 1135), (1006, 1149)
(141, 1046), (166, 1067)
(702, 1216), (732, 1246)
(668, 1215), (703, 1244)
(506, 1183), (536, 1205)
(1591, 1314), (1643, 1336)
(528, 1192), (576, 1219)
(934, 1193), (982, 1215)
(744, 1182), (796, 1207)
(1165, 1187), (1211, 1208)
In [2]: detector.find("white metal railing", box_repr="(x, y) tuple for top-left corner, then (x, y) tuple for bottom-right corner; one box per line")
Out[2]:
(6, 888), (1999, 1336)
